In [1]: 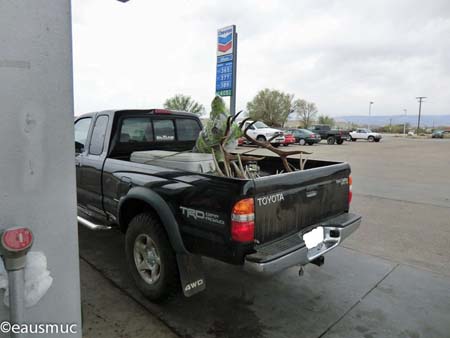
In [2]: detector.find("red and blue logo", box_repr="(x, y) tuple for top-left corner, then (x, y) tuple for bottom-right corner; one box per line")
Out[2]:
(218, 33), (232, 53)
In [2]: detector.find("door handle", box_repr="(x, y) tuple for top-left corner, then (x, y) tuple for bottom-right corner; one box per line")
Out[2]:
(120, 176), (132, 185)
(306, 190), (317, 198)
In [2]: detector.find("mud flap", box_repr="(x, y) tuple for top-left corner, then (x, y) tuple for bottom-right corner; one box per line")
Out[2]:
(176, 254), (206, 297)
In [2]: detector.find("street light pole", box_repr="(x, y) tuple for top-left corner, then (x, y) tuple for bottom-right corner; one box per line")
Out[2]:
(416, 96), (426, 134)
(368, 101), (374, 130)
(403, 109), (407, 136)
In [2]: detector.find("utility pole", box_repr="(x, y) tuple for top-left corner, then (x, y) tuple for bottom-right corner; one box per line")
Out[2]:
(368, 101), (374, 130)
(403, 109), (407, 136)
(416, 96), (426, 134)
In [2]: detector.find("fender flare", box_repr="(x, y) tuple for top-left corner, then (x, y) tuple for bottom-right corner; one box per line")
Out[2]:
(118, 186), (188, 254)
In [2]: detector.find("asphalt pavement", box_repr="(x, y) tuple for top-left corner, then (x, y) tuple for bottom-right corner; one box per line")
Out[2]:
(79, 135), (450, 338)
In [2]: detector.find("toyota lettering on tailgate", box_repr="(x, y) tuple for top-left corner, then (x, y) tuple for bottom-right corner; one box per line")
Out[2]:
(257, 193), (285, 206)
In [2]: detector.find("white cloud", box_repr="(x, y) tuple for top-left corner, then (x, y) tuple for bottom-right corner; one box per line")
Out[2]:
(72, 0), (450, 116)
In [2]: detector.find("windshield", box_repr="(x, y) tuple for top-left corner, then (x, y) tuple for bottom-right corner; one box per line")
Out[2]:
(253, 121), (269, 128)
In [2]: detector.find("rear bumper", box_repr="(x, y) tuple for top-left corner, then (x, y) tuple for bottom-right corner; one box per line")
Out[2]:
(244, 213), (361, 275)
(306, 138), (320, 143)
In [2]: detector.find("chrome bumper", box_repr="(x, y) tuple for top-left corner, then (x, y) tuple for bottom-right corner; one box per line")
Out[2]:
(244, 213), (361, 275)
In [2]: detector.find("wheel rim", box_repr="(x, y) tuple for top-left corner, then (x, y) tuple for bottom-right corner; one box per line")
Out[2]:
(133, 234), (161, 285)
(299, 139), (306, 145)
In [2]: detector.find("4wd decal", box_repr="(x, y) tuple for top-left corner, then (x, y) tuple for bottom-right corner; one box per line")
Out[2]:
(257, 193), (285, 206)
(184, 279), (204, 292)
(180, 206), (225, 225)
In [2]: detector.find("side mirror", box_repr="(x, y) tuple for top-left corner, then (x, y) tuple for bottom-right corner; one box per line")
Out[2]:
(75, 141), (84, 154)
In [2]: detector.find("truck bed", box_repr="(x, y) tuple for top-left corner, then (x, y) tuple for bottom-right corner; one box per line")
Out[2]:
(109, 153), (350, 248)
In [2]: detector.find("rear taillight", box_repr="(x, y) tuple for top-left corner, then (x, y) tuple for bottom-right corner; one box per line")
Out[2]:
(348, 175), (353, 204)
(231, 198), (254, 242)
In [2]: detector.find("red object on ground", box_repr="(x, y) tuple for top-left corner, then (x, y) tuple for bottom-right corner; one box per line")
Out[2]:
(238, 137), (245, 146)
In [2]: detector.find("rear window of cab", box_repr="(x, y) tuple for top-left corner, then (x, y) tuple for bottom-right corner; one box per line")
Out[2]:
(119, 117), (201, 143)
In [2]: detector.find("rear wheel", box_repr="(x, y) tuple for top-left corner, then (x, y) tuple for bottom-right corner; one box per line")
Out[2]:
(299, 139), (306, 145)
(368, 136), (375, 142)
(307, 141), (314, 145)
(374, 138), (380, 142)
(256, 135), (266, 142)
(336, 139), (344, 145)
(327, 136), (336, 145)
(125, 212), (179, 302)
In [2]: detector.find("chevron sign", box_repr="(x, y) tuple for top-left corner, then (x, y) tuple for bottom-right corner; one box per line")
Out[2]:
(216, 25), (236, 97)
(217, 25), (234, 56)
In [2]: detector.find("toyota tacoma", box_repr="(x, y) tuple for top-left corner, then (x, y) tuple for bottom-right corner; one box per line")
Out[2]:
(75, 109), (361, 301)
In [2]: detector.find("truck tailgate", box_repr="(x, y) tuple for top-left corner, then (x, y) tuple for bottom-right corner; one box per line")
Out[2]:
(253, 162), (350, 244)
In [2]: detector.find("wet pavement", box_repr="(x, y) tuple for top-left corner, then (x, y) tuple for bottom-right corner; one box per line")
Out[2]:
(79, 226), (450, 338)
(79, 136), (450, 338)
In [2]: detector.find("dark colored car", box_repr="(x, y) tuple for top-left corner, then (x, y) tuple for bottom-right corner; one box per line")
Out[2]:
(285, 129), (320, 145)
(309, 125), (349, 145)
(74, 109), (360, 301)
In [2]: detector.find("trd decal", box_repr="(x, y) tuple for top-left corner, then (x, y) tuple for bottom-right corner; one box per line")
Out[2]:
(180, 206), (225, 225)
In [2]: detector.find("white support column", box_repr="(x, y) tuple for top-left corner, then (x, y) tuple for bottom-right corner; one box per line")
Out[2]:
(0, 1), (82, 337)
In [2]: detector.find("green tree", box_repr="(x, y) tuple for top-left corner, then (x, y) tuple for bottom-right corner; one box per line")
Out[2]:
(246, 89), (294, 127)
(317, 115), (335, 126)
(295, 99), (318, 128)
(163, 94), (205, 115)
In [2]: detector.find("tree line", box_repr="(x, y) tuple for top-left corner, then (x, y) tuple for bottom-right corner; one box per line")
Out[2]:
(163, 90), (335, 128)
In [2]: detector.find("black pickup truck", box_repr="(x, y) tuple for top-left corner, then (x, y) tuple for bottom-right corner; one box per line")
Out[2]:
(310, 124), (349, 145)
(75, 109), (361, 301)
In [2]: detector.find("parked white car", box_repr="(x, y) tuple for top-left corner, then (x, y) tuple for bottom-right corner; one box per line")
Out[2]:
(349, 128), (382, 142)
(241, 120), (285, 145)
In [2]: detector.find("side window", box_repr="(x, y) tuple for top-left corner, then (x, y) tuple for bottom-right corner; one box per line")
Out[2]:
(154, 119), (175, 141)
(89, 115), (109, 155)
(74, 118), (92, 152)
(120, 117), (153, 143)
(176, 119), (201, 141)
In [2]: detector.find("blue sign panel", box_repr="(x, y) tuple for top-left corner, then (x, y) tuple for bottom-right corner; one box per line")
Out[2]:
(216, 60), (233, 96)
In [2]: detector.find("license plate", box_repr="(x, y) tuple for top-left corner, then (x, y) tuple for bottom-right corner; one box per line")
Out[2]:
(303, 227), (324, 249)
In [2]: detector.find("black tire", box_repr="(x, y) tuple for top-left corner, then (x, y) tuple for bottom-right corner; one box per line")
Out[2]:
(282, 144), (288, 147)
(336, 139), (344, 145)
(351, 137), (357, 142)
(272, 143), (280, 148)
(374, 138), (380, 142)
(368, 136), (375, 142)
(327, 136), (336, 145)
(256, 135), (266, 142)
(125, 212), (179, 302)
(307, 141), (314, 145)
